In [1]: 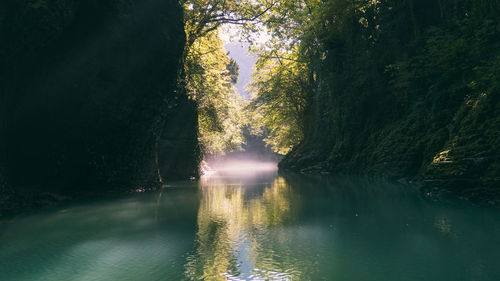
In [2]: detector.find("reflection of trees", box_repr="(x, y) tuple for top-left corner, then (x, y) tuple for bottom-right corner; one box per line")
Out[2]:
(183, 176), (303, 280)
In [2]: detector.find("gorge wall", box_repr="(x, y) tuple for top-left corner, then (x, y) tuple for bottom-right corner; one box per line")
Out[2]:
(280, 0), (500, 202)
(0, 0), (199, 199)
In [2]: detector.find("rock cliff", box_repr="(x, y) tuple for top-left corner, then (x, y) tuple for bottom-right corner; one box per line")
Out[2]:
(0, 0), (198, 195)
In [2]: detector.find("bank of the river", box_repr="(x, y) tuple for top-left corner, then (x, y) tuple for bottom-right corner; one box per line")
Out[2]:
(0, 186), (67, 219)
(0, 168), (163, 219)
(279, 165), (500, 207)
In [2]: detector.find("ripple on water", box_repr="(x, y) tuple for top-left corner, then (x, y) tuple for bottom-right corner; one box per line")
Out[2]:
(2, 167), (500, 281)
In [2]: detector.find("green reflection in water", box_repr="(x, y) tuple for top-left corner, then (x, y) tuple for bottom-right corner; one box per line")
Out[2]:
(182, 171), (500, 281)
(184, 173), (314, 280)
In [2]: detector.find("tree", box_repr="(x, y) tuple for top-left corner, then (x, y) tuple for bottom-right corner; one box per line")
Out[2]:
(247, 47), (309, 154)
(184, 30), (247, 155)
(243, 0), (319, 154)
(183, 0), (277, 49)
(226, 58), (239, 84)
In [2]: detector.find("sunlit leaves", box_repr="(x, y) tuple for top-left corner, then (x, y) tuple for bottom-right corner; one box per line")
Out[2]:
(248, 49), (309, 154)
(182, 0), (286, 156)
(184, 30), (247, 155)
(243, 0), (317, 154)
(244, 0), (388, 154)
(183, 0), (277, 48)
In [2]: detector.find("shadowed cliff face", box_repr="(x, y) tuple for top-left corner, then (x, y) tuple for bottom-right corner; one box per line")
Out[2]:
(0, 0), (192, 191)
(159, 93), (201, 181)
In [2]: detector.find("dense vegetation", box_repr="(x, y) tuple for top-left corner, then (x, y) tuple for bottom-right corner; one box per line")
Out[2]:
(247, 0), (500, 201)
(181, 0), (278, 156)
(184, 30), (246, 154)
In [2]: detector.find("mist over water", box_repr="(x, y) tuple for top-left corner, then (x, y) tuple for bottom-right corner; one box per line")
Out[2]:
(1, 158), (500, 281)
(203, 156), (278, 179)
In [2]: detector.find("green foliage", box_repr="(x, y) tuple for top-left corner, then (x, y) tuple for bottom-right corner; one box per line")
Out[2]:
(183, 0), (276, 48)
(181, 0), (282, 156)
(247, 49), (309, 154)
(241, 0), (320, 154)
(181, 0), (323, 156)
(184, 30), (247, 155)
(226, 58), (239, 84)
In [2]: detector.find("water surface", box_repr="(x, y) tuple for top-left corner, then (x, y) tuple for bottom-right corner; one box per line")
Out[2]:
(1, 163), (499, 280)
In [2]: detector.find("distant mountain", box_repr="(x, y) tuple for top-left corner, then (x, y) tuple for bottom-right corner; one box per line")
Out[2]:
(224, 43), (256, 99)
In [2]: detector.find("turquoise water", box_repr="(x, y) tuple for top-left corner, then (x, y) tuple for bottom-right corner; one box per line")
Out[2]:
(1, 164), (500, 280)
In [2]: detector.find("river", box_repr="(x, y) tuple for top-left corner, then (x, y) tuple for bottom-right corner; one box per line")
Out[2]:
(1, 160), (499, 280)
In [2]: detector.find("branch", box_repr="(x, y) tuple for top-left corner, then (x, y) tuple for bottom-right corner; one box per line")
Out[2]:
(207, 1), (276, 24)
(259, 54), (306, 63)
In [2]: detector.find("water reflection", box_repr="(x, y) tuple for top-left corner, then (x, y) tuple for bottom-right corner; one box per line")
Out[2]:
(2, 165), (500, 281)
(185, 171), (310, 281)
(184, 169), (500, 281)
